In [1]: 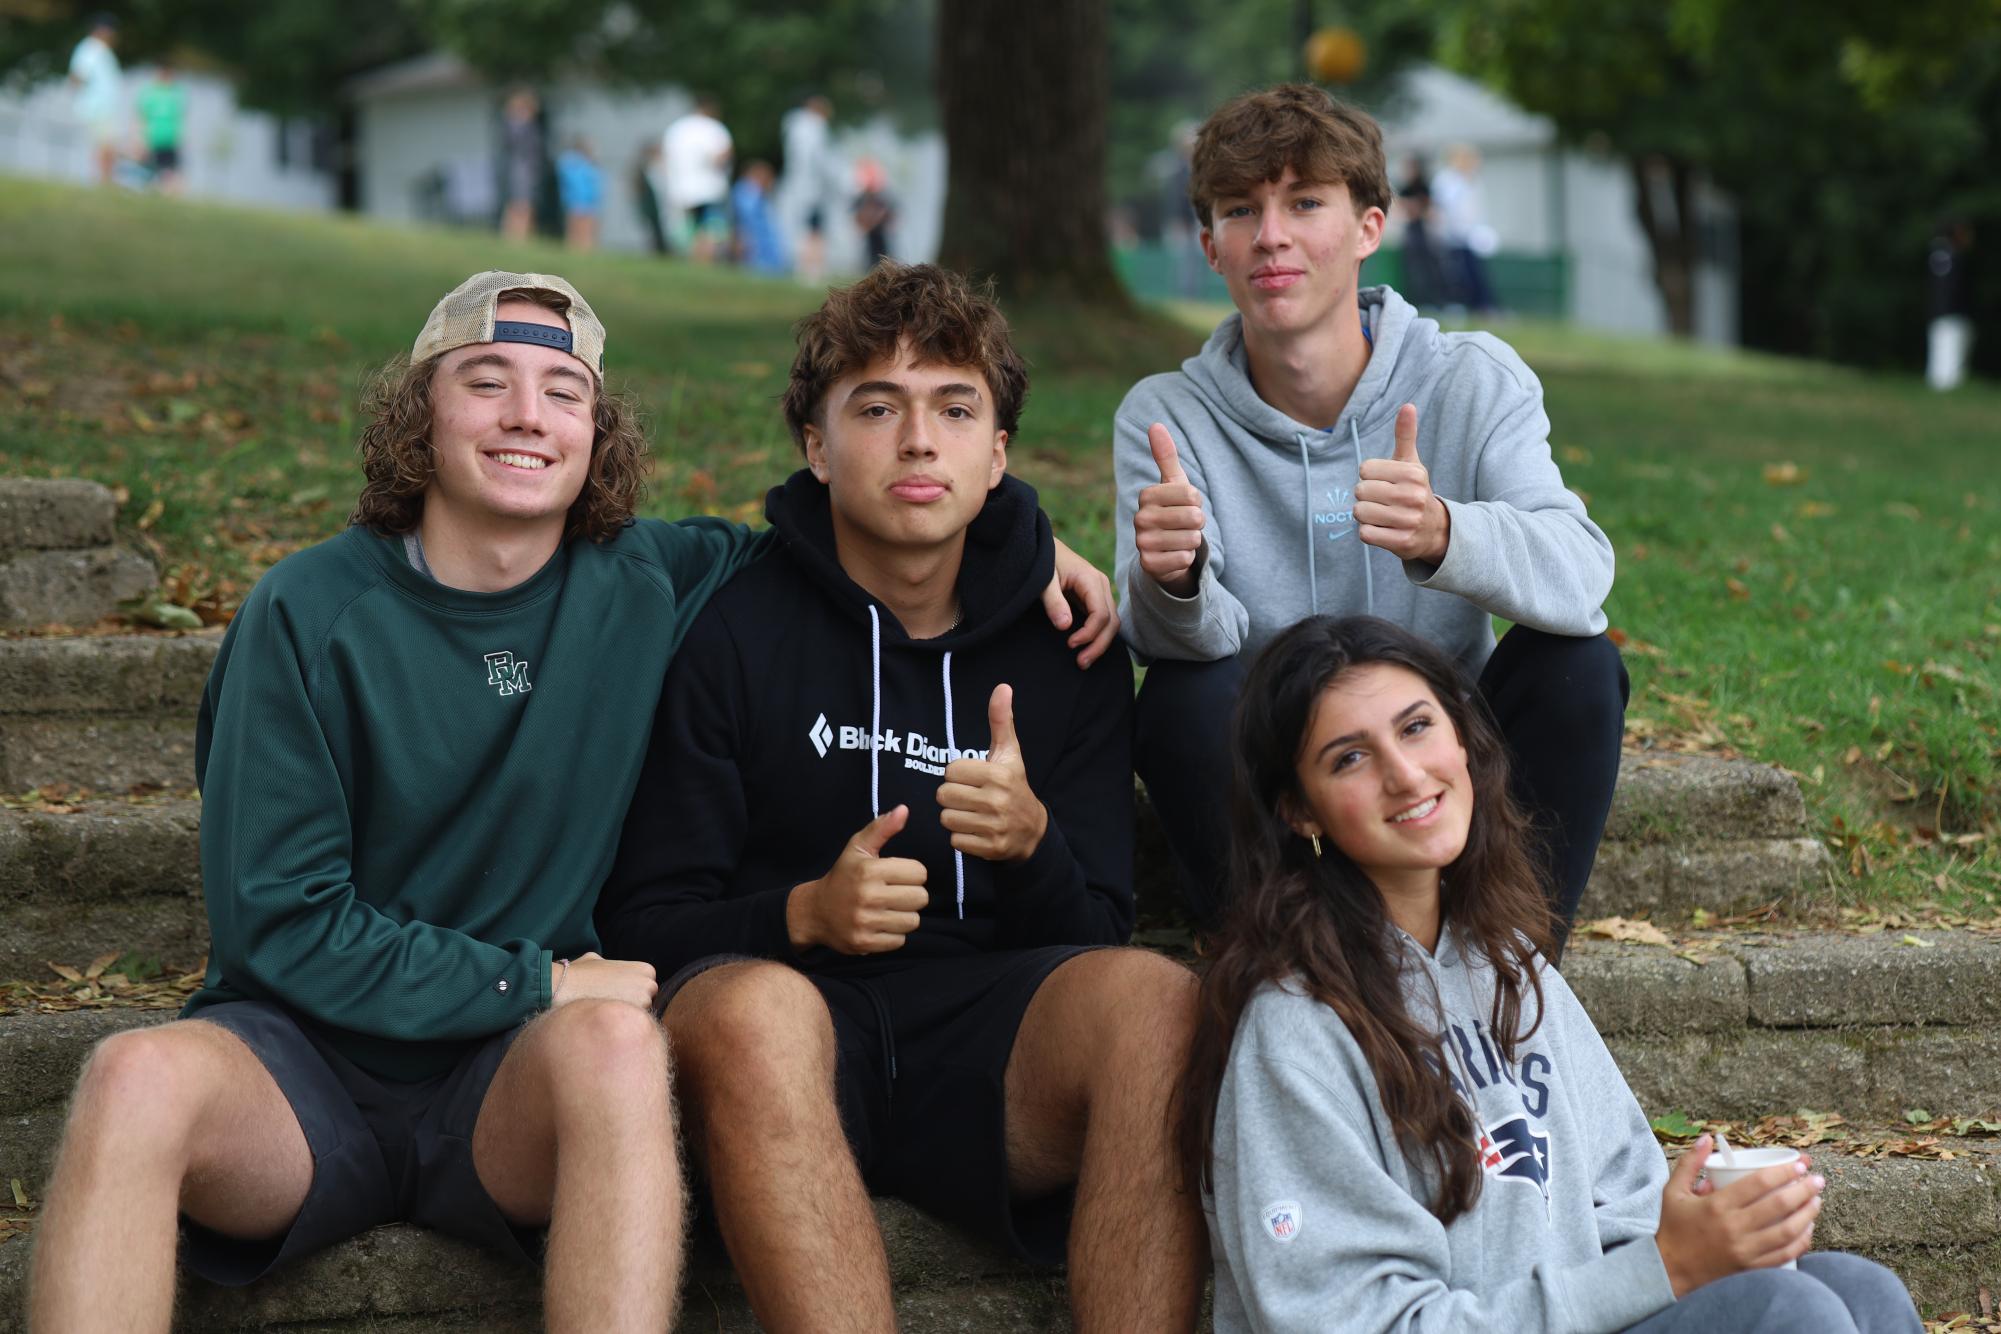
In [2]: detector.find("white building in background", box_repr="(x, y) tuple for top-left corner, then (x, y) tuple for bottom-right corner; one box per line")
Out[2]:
(1378, 64), (1738, 345)
(345, 52), (945, 273)
(0, 65), (334, 211)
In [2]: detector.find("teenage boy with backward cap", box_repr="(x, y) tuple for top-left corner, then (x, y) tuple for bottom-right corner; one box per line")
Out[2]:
(27, 269), (1121, 1332)
(1117, 85), (1627, 951)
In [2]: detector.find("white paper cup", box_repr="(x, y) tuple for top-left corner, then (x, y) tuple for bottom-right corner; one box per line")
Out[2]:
(1701, 1146), (1806, 1270)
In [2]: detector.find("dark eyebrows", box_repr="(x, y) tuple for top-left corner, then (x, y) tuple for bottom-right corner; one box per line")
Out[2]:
(1315, 699), (1431, 761)
(842, 379), (984, 406)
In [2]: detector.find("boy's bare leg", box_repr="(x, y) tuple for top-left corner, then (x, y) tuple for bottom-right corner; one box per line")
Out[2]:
(665, 961), (894, 1333)
(28, 1020), (314, 1334)
(472, 997), (682, 1334)
(1004, 949), (1206, 1332)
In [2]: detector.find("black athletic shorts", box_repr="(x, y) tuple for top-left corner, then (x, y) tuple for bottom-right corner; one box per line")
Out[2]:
(180, 1000), (535, 1285)
(148, 145), (179, 172)
(667, 945), (1094, 1264)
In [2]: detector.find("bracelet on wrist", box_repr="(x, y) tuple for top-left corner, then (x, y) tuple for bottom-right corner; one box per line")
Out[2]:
(552, 956), (571, 1003)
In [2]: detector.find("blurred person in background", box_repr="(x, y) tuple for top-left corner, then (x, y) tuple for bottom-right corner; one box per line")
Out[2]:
(852, 157), (896, 267)
(1431, 146), (1498, 316)
(730, 160), (788, 275)
(135, 59), (189, 196)
(66, 14), (123, 187)
(499, 90), (543, 243)
(781, 93), (838, 285)
(632, 142), (671, 256)
(557, 136), (604, 253)
(1396, 155), (1446, 310)
(1927, 219), (1976, 391)
(664, 94), (733, 264)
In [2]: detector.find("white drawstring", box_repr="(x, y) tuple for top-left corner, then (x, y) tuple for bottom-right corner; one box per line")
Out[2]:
(1298, 434), (1319, 615)
(867, 605), (882, 819)
(942, 651), (965, 919)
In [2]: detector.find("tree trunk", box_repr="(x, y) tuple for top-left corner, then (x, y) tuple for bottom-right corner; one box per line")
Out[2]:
(935, 0), (1128, 307)
(1629, 154), (1698, 337)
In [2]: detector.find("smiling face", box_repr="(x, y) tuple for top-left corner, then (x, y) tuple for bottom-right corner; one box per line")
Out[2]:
(1287, 662), (1473, 893)
(1201, 168), (1384, 342)
(802, 338), (1007, 564)
(423, 297), (596, 540)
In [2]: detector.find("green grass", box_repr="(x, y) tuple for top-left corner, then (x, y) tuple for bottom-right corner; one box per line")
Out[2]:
(4, 177), (1996, 911)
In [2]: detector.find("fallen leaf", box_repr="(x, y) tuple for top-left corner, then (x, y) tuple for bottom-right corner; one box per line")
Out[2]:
(1762, 462), (1806, 485)
(8, 1179), (26, 1208)
(1901, 934), (1935, 948)
(1725, 577), (1750, 600)
(1579, 916), (1674, 948)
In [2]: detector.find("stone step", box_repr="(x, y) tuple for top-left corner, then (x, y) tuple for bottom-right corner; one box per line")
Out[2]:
(0, 1139), (1988, 1326)
(0, 1198), (1068, 1333)
(0, 796), (205, 980)
(14, 933), (1997, 1194)
(1567, 928), (2001, 1119)
(0, 631), (218, 791)
(0, 479), (119, 551)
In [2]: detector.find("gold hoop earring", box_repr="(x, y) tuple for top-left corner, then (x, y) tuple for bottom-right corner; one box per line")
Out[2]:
(1310, 834), (1322, 859)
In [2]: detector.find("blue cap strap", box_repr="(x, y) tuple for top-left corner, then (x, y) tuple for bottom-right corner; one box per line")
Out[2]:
(493, 320), (574, 354)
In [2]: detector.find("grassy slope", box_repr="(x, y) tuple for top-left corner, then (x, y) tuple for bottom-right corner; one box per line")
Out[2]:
(4, 178), (1996, 911)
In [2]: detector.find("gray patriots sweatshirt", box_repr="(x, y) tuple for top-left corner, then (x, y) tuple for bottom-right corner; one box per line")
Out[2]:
(1208, 921), (1676, 1334)
(1114, 286), (1613, 674)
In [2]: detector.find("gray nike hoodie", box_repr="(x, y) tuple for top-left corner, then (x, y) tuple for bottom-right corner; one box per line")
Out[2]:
(1208, 921), (1675, 1333)
(1115, 287), (1613, 674)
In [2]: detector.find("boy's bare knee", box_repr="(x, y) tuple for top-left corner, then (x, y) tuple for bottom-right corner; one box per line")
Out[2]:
(543, 998), (669, 1096)
(669, 963), (833, 1078)
(68, 1022), (234, 1159)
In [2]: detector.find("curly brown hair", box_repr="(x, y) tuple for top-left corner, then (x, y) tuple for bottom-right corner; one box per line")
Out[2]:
(349, 296), (650, 542)
(781, 261), (1028, 452)
(1189, 83), (1392, 229)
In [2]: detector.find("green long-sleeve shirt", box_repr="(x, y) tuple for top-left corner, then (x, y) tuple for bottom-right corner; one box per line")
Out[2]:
(185, 518), (768, 1079)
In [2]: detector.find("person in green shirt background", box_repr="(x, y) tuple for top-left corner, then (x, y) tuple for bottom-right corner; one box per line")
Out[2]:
(134, 59), (187, 195)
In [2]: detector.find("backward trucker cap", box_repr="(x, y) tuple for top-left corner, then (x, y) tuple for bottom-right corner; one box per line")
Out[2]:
(412, 270), (606, 380)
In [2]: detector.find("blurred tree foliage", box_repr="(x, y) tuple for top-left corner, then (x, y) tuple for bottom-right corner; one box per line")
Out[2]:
(1439, 0), (2001, 365)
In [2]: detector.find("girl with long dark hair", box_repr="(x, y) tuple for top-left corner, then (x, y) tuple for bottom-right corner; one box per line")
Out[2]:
(1180, 616), (1919, 1333)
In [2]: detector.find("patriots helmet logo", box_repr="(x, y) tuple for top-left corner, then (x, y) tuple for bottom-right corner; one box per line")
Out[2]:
(1478, 1115), (1552, 1209)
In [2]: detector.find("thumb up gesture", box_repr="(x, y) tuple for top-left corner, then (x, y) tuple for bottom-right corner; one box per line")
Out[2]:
(937, 684), (1048, 862)
(1133, 423), (1208, 597)
(1356, 404), (1451, 563)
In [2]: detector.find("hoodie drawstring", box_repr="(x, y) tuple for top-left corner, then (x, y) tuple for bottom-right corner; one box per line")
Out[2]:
(1297, 435), (1319, 614)
(868, 605), (883, 820)
(865, 604), (966, 921)
(941, 652), (965, 919)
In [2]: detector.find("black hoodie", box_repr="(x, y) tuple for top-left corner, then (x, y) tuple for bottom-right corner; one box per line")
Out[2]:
(598, 471), (1134, 979)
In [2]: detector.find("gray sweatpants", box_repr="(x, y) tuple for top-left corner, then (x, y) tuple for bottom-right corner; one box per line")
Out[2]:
(1624, 1252), (1920, 1334)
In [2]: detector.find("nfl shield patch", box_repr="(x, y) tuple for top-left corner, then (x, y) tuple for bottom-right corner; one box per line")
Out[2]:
(1261, 1199), (1302, 1244)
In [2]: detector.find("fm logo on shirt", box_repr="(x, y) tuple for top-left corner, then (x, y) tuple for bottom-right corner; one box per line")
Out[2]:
(1477, 1115), (1552, 1211)
(1260, 1199), (1302, 1244)
(484, 651), (532, 697)
(806, 712), (987, 776)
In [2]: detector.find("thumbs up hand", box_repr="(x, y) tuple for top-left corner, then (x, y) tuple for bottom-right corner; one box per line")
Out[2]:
(787, 805), (931, 954)
(1134, 423), (1209, 597)
(937, 684), (1048, 863)
(1356, 404), (1451, 563)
